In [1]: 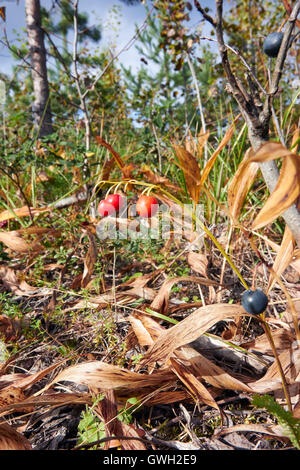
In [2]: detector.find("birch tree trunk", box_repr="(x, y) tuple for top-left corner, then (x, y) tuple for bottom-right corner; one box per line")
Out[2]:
(25, 0), (52, 137)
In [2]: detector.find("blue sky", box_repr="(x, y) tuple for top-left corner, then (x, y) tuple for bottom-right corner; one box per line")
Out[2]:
(0, 0), (214, 76)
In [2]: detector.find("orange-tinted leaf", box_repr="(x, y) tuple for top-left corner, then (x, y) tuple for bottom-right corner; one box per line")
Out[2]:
(227, 148), (259, 220)
(252, 152), (300, 229)
(172, 143), (201, 204)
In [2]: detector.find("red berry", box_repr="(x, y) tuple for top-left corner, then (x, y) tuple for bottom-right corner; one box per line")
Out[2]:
(106, 194), (125, 212)
(97, 199), (115, 217)
(136, 195), (159, 218)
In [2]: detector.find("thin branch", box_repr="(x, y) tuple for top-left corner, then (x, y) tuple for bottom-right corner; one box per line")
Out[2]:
(193, 0), (216, 26)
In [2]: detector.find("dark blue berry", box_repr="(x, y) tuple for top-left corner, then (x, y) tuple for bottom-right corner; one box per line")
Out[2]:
(263, 32), (283, 58)
(241, 289), (268, 315)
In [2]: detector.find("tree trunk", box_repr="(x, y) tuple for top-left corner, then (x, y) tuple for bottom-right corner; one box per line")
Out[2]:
(25, 0), (52, 137)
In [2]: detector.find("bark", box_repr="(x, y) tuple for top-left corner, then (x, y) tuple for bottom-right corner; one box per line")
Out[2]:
(25, 0), (52, 137)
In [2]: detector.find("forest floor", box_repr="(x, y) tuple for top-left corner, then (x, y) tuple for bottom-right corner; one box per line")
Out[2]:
(0, 201), (299, 451)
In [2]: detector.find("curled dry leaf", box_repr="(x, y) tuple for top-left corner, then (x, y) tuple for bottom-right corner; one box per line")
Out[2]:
(0, 423), (32, 450)
(187, 252), (208, 277)
(197, 129), (210, 159)
(227, 147), (259, 220)
(141, 304), (246, 367)
(179, 345), (253, 392)
(248, 142), (300, 229)
(0, 266), (37, 296)
(250, 347), (300, 393)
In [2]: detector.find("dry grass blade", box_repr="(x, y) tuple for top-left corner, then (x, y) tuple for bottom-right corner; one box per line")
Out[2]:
(140, 304), (246, 367)
(0, 422), (32, 450)
(227, 147), (259, 220)
(169, 357), (219, 409)
(0, 206), (49, 222)
(267, 226), (295, 292)
(198, 121), (236, 189)
(81, 229), (98, 288)
(214, 423), (290, 441)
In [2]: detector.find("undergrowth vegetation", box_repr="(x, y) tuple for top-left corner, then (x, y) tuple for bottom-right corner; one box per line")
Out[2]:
(0, 0), (299, 452)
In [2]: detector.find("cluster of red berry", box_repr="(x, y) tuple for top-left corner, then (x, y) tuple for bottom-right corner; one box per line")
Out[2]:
(97, 194), (159, 218)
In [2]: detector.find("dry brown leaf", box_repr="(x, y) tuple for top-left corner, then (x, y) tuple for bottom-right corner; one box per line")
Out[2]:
(128, 315), (154, 347)
(187, 252), (208, 276)
(42, 361), (175, 393)
(93, 389), (147, 450)
(241, 328), (294, 356)
(150, 276), (221, 315)
(267, 225), (295, 292)
(248, 142), (300, 229)
(0, 423), (32, 450)
(0, 230), (42, 253)
(169, 357), (219, 409)
(0, 315), (20, 342)
(214, 423), (289, 441)
(139, 164), (182, 192)
(227, 147), (259, 220)
(81, 229), (98, 288)
(95, 136), (125, 170)
(172, 143), (202, 205)
(0, 266), (38, 296)
(250, 347), (300, 393)
(179, 346), (253, 392)
(141, 304), (246, 367)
